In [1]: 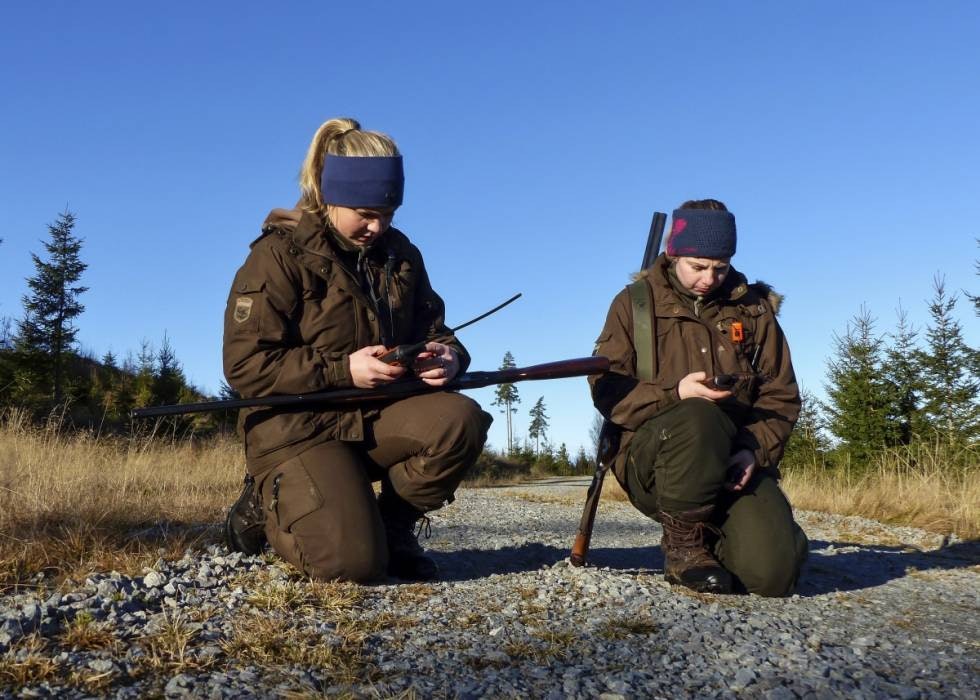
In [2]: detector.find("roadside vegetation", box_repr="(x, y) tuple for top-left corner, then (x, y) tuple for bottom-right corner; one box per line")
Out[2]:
(2, 409), (977, 594)
(1, 213), (977, 594)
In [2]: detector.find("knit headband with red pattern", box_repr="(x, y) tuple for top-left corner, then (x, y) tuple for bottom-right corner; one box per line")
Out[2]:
(665, 209), (737, 258)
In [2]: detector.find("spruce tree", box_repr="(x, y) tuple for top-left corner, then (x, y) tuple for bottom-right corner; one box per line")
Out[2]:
(882, 306), (927, 444)
(17, 210), (88, 404)
(131, 340), (156, 409)
(822, 306), (893, 462)
(782, 388), (829, 467)
(574, 446), (592, 474)
(555, 443), (572, 476)
(968, 239), (980, 317)
(527, 396), (549, 455)
(491, 351), (520, 453)
(0, 318), (13, 408)
(917, 276), (980, 444)
(219, 380), (241, 400)
(101, 350), (117, 369)
(88, 350), (121, 424)
(153, 333), (189, 406)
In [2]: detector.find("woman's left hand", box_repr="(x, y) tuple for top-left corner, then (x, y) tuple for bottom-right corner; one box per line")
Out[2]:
(725, 449), (756, 492)
(412, 342), (459, 386)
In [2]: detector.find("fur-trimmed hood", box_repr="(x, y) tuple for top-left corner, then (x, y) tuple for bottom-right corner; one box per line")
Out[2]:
(631, 255), (785, 316)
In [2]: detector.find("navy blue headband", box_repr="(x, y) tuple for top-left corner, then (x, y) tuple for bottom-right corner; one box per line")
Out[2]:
(321, 154), (404, 208)
(666, 209), (737, 259)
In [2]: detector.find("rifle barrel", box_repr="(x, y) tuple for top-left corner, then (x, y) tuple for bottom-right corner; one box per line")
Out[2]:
(132, 356), (610, 419)
(641, 211), (667, 270)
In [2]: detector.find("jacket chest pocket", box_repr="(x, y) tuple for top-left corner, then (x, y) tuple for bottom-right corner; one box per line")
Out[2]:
(717, 305), (766, 367)
(299, 282), (363, 351)
(655, 320), (702, 380)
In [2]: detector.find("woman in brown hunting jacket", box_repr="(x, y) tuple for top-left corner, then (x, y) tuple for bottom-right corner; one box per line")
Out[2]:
(590, 199), (807, 596)
(222, 118), (491, 582)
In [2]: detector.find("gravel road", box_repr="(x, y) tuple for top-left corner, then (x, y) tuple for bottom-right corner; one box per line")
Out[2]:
(2, 477), (977, 698)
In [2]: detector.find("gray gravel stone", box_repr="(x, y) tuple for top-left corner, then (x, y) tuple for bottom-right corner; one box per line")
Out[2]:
(0, 478), (976, 699)
(142, 570), (165, 588)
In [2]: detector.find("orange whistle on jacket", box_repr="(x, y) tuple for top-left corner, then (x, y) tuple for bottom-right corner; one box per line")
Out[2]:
(730, 321), (744, 343)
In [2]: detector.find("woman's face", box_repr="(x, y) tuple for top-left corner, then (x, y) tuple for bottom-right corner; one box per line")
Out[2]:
(328, 206), (395, 247)
(674, 256), (731, 296)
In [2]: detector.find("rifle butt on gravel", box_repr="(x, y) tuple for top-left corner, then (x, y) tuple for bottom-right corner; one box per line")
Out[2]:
(570, 421), (621, 566)
(569, 209), (666, 566)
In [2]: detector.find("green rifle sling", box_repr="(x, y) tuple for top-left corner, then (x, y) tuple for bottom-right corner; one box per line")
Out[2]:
(628, 278), (655, 382)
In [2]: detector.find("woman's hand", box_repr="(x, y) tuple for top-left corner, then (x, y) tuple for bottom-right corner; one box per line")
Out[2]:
(349, 345), (407, 388)
(677, 371), (734, 402)
(725, 448), (756, 492)
(412, 342), (460, 387)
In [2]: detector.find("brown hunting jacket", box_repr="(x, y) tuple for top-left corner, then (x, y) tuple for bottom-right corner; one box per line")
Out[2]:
(589, 253), (800, 488)
(223, 207), (469, 474)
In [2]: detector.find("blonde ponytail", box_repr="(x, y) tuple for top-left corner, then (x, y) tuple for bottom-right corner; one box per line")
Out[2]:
(298, 118), (400, 216)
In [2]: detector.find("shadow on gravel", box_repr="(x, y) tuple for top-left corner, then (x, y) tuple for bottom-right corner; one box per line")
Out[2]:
(584, 545), (663, 573)
(433, 544), (568, 580)
(796, 538), (980, 596)
(432, 543), (664, 581)
(431, 537), (979, 593)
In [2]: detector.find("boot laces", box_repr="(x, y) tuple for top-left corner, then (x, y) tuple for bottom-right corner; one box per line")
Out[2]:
(662, 512), (722, 549)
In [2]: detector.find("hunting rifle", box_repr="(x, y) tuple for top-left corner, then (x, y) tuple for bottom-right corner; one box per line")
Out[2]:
(132, 292), (526, 418)
(131, 356), (609, 419)
(570, 210), (666, 567)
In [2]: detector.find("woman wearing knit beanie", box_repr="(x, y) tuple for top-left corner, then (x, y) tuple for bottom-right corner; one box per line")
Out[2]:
(589, 199), (808, 596)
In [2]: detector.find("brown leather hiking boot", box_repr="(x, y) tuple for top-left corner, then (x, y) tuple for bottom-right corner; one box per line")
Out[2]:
(224, 473), (267, 555)
(377, 490), (439, 581)
(658, 505), (732, 594)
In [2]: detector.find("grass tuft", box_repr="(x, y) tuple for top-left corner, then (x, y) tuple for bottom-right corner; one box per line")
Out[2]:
(597, 615), (659, 640)
(0, 634), (61, 688)
(59, 611), (121, 653)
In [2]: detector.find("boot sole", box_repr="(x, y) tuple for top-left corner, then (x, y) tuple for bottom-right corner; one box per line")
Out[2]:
(665, 572), (733, 594)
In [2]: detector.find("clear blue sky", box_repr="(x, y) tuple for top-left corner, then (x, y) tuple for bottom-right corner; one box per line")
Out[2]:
(2, 2), (978, 455)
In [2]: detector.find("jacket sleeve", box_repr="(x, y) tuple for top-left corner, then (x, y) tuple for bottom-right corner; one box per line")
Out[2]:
(731, 310), (800, 468)
(410, 256), (472, 373)
(223, 244), (353, 397)
(589, 288), (679, 430)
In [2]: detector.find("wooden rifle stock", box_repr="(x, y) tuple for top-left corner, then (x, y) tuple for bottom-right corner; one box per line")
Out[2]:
(131, 356), (610, 419)
(570, 421), (621, 566)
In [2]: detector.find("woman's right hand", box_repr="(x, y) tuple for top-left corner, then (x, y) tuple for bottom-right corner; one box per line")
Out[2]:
(677, 371), (733, 402)
(349, 345), (407, 388)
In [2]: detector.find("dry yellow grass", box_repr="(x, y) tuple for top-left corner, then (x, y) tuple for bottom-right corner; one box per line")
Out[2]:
(592, 444), (979, 539)
(781, 443), (980, 539)
(0, 409), (242, 590)
(1, 408), (976, 593)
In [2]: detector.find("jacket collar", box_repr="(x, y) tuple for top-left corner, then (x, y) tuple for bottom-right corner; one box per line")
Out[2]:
(648, 253), (751, 315)
(289, 209), (340, 261)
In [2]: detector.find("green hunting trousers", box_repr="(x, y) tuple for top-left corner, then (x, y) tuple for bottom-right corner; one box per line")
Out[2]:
(625, 398), (808, 597)
(256, 392), (492, 583)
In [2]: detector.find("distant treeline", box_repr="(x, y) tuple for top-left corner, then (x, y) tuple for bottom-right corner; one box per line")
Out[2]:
(1, 211), (978, 473)
(0, 210), (231, 435)
(783, 262), (979, 470)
